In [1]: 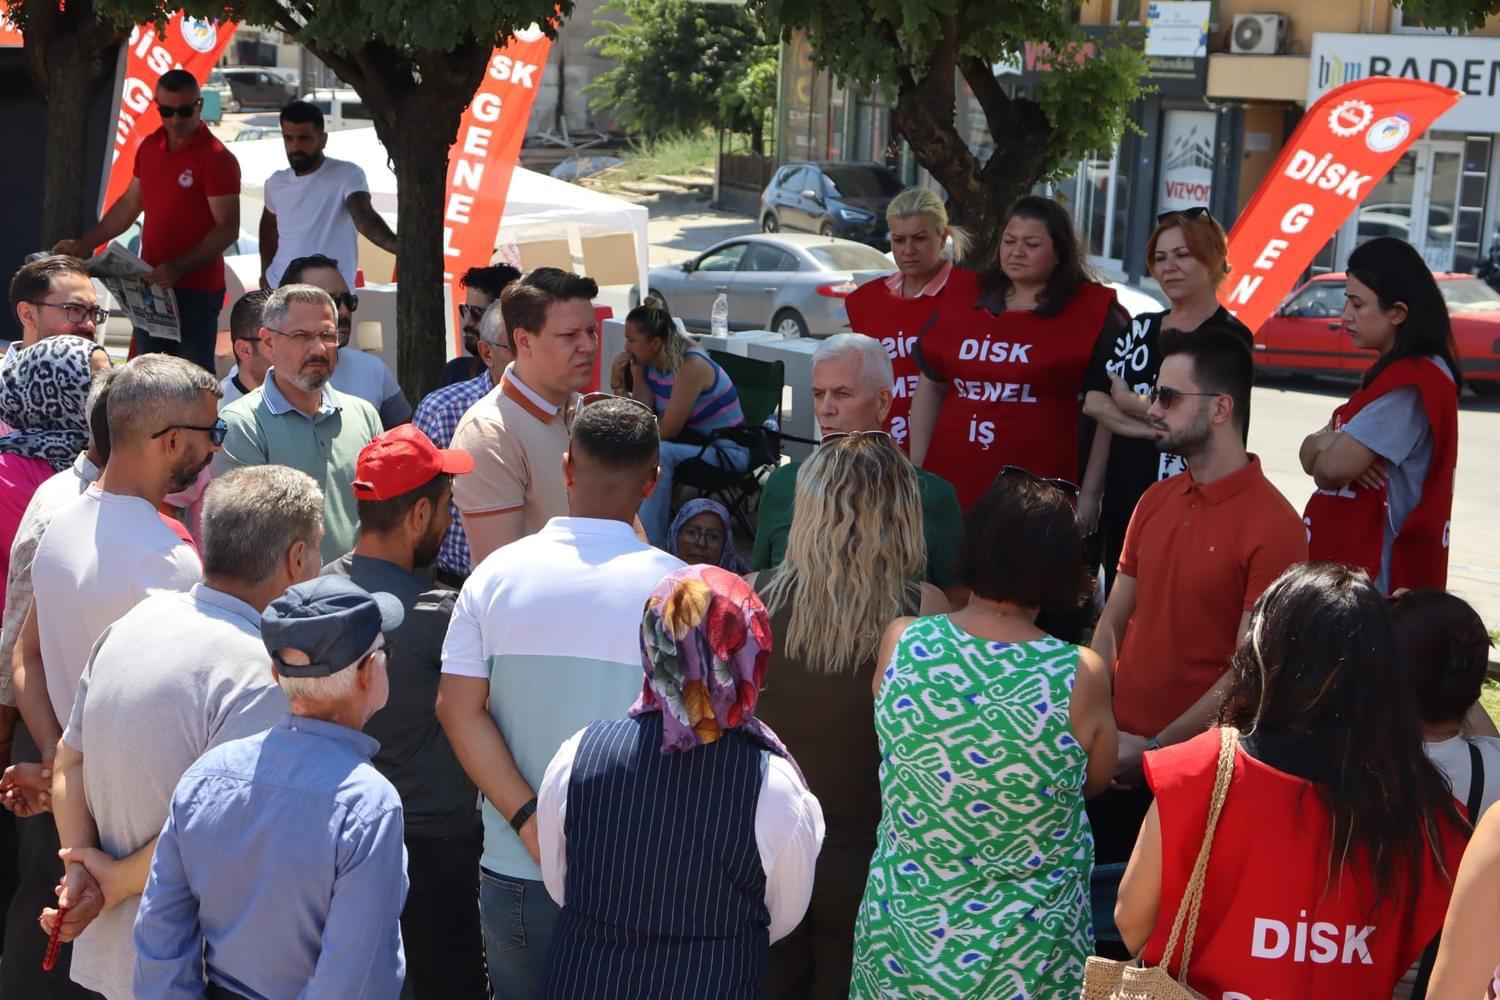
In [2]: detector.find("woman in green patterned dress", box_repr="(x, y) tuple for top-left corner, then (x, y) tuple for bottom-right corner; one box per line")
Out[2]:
(850, 468), (1117, 998)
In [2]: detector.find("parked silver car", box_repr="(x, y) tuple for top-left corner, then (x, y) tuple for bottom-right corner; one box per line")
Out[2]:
(636, 234), (894, 338)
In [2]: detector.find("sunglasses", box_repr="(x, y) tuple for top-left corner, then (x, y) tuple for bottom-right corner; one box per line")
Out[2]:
(1156, 206), (1213, 224)
(458, 304), (488, 322)
(568, 391), (657, 430)
(819, 429), (892, 444)
(993, 464), (1080, 498)
(151, 417), (229, 446)
(1147, 385), (1221, 409)
(333, 293), (359, 312)
(158, 100), (201, 119)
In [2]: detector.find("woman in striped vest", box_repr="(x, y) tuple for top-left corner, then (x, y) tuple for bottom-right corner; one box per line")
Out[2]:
(535, 564), (825, 999)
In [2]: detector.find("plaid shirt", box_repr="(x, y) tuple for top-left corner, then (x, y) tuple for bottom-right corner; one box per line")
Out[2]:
(412, 370), (494, 577)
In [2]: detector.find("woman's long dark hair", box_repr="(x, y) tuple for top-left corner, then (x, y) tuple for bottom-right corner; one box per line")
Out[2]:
(1219, 562), (1463, 900)
(1346, 236), (1464, 392)
(981, 196), (1097, 317)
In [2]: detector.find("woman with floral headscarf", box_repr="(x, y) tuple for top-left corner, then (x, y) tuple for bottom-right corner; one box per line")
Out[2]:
(535, 564), (825, 999)
(0, 335), (108, 582)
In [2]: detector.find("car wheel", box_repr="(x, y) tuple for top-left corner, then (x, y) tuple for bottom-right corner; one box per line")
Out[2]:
(761, 212), (779, 233)
(1471, 379), (1500, 398)
(818, 220), (835, 237)
(772, 308), (809, 338)
(228, 97), (242, 113)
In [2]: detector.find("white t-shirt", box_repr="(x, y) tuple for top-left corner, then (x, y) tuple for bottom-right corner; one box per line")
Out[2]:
(263, 157), (369, 289)
(1425, 734), (1500, 819)
(32, 490), (202, 721)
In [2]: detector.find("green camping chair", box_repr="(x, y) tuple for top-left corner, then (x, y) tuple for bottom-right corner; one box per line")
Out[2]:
(673, 350), (785, 536)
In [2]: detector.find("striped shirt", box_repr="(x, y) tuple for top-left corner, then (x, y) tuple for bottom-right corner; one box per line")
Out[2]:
(643, 349), (745, 437)
(412, 370), (494, 576)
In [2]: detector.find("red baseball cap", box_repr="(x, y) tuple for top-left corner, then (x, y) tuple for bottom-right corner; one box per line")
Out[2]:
(352, 425), (474, 501)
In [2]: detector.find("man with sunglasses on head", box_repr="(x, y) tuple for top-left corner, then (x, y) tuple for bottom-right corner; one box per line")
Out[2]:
(9, 256), (106, 347)
(54, 69), (240, 374)
(214, 285), (383, 564)
(280, 254), (410, 429)
(1086, 331), (1305, 882)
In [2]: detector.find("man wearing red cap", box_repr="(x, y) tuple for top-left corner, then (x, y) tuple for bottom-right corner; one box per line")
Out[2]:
(320, 424), (485, 998)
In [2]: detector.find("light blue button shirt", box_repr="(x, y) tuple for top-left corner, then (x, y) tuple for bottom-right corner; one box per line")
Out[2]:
(133, 714), (408, 1000)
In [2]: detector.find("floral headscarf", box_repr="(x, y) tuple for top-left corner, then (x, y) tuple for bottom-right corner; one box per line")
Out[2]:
(666, 498), (750, 574)
(0, 335), (101, 471)
(631, 564), (797, 770)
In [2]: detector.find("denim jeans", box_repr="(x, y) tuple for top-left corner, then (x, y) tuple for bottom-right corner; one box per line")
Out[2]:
(479, 869), (560, 1000)
(133, 286), (223, 373)
(640, 438), (751, 547)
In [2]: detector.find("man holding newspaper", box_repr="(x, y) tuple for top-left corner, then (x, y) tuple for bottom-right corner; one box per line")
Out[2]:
(54, 69), (240, 374)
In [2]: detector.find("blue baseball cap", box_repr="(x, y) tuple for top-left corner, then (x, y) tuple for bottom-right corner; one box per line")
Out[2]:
(261, 577), (403, 678)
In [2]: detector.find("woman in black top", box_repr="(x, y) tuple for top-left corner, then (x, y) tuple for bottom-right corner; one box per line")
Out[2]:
(1082, 208), (1253, 593)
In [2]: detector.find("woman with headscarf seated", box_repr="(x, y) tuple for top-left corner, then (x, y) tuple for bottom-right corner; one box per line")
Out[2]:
(666, 497), (749, 573)
(535, 564), (825, 999)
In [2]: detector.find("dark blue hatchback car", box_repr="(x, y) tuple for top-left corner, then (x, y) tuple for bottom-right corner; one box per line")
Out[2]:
(759, 161), (902, 250)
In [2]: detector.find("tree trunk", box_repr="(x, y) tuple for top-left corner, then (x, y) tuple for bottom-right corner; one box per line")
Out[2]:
(386, 117), (455, 401)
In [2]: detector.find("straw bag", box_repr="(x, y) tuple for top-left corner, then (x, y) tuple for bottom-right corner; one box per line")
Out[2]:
(1079, 727), (1239, 1000)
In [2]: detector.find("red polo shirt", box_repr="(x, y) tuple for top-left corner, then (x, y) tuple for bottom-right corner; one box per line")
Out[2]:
(133, 124), (240, 291)
(1113, 455), (1307, 736)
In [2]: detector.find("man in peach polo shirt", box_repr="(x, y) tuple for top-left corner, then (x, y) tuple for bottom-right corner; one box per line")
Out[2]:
(450, 268), (600, 565)
(1088, 330), (1306, 870)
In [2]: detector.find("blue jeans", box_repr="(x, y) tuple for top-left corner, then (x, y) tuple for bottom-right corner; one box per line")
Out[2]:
(479, 869), (560, 1000)
(133, 286), (223, 373)
(641, 438), (751, 547)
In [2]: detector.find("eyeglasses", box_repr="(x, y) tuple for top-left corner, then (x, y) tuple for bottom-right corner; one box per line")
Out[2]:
(333, 293), (359, 312)
(157, 99), (201, 119)
(267, 327), (340, 347)
(29, 301), (108, 326)
(819, 429), (892, 444)
(458, 304), (488, 321)
(994, 465), (1080, 498)
(1147, 385), (1221, 409)
(679, 526), (725, 546)
(1156, 206), (1213, 224)
(151, 417), (228, 446)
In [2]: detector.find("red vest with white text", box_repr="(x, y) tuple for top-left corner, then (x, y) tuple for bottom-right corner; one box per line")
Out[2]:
(1144, 731), (1463, 999)
(844, 267), (980, 450)
(1302, 356), (1458, 593)
(919, 280), (1115, 509)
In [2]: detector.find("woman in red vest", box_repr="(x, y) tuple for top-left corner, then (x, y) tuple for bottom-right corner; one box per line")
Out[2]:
(1115, 561), (1467, 998)
(907, 196), (1126, 514)
(1300, 236), (1461, 595)
(843, 188), (979, 450)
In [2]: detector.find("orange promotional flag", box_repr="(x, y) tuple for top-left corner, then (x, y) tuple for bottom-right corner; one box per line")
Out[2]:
(442, 24), (553, 356)
(1221, 78), (1461, 333)
(0, 2), (21, 47)
(102, 13), (238, 214)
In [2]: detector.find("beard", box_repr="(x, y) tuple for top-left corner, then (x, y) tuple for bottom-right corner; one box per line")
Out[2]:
(287, 151), (319, 172)
(462, 329), (480, 356)
(168, 449), (209, 493)
(1154, 405), (1213, 458)
(287, 366), (329, 392)
(413, 524), (444, 569)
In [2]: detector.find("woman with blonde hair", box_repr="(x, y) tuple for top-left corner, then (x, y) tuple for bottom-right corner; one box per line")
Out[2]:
(750, 432), (947, 999)
(844, 188), (980, 449)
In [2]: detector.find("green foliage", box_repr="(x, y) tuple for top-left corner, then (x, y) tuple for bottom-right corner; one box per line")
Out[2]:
(718, 40), (778, 142)
(588, 0), (773, 137)
(1035, 34), (1150, 179)
(1392, 0), (1497, 31)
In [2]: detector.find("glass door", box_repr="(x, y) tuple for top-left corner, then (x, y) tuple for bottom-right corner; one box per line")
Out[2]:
(1416, 142), (1464, 272)
(1342, 140), (1467, 272)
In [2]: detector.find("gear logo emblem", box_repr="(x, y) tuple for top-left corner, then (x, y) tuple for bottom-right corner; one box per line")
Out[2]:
(1328, 99), (1374, 138)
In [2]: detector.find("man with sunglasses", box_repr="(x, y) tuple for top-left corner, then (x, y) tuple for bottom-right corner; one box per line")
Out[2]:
(280, 255), (410, 429)
(441, 265), (522, 388)
(54, 70), (240, 374)
(9, 256), (105, 347)
(1087, 331), (1305, 873)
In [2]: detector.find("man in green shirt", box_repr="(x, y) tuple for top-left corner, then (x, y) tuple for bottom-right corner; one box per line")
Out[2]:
(215, 284), (382, 563)
(752, 334), (962, 590)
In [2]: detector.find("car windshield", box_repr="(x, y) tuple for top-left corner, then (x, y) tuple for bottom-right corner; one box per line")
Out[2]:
(821, 166), (901, 199)
(806, 243), (896, 271)
(1440, 277), (1500, 312)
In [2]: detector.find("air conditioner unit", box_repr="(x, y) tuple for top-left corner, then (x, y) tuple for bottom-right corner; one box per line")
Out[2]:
(1231, 13), (1290, 55)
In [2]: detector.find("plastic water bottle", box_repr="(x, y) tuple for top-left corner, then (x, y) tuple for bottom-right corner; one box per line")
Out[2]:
(711, 293), (729, 337)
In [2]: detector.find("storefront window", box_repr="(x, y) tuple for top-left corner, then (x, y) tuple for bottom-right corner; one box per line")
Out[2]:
(1051, 142), (1131, 268)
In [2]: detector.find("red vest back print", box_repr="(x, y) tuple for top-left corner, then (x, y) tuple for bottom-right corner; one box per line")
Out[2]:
(845, 267), (980, 450)
(1302, 356), (1458, 593)
(922, 280), (1115, 509)
(1144, 731), (1463, 1000)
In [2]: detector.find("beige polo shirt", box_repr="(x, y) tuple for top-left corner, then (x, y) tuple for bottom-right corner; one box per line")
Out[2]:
(451, 366), (577, 539)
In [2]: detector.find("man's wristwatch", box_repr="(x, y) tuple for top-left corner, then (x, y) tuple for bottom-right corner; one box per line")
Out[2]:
(509, 796), (538, 832)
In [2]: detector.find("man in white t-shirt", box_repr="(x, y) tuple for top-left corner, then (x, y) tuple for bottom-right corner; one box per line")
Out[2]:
(258, 100), (397, 291)
(437, 397), (682, 1000)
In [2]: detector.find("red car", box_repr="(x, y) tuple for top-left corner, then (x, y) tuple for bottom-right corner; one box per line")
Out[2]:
(1254, 272), (1500, 396)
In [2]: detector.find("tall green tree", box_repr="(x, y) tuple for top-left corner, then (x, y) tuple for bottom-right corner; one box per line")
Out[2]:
(1393, 0), (1497, 28)
(588, 0), (775, 150)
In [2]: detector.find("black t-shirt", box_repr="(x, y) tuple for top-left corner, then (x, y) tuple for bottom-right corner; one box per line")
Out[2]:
(439, 355), (484, 388)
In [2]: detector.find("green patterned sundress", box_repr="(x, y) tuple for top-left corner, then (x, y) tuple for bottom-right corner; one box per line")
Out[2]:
(849, 614), (1093, 999)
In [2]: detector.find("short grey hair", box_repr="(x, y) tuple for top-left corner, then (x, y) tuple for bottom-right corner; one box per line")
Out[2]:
(108, 354), (222, 447)
(84, 366), (116, 451)
(276, 636), (375, 703)
(262, 284), (336, 332)
(201, 466), (324, 583)
(814, 334), (894, 393)
(479, 300), (508, 348)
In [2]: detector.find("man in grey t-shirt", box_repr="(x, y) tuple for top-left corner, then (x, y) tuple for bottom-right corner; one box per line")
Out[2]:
(45, 466), (326, 1000)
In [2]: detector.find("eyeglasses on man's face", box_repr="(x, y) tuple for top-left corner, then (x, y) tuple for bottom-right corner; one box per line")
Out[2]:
(151, 417), (228, 447)
(267, 327), (340, 347)
(30, 301), (107, 326)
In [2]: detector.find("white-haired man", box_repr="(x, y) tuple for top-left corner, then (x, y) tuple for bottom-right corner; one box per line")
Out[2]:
(133, 576), (408, 999)
(751, 333), (962, 589)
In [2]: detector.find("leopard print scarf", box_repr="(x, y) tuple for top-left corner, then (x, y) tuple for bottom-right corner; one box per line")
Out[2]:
(0, 335), (101, 471)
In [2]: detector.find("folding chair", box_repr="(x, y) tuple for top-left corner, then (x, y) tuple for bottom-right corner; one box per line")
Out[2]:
(672, 350), (785, 536)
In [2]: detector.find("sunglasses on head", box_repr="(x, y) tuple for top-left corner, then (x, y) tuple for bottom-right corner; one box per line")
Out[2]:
(158, 100), (201, 119)
(1147, 385), (1221, 409)
(994, 465), (1080, 498)
(1157, 206), (1213, 225)
(569, 391), (658, 430)
(819, 429), (892, 445)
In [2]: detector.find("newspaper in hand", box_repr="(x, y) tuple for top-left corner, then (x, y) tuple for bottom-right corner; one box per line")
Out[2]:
(52, 244), (181, 343)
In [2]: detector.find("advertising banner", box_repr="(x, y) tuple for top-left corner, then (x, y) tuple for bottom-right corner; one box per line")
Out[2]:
(0, 2), (21, 47)
(442, 24), (553, 357)
(1158, 109), (1216, 215)
(102, 13), (238, 215)
(1220, 77), (1462, 333)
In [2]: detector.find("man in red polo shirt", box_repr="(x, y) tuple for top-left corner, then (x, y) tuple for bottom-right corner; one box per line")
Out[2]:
(55, 69), (240, 373)
(1086, 330), (1306, 871)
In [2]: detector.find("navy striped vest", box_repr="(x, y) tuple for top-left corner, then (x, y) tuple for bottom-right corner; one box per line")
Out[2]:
(543, 713), (770, 999)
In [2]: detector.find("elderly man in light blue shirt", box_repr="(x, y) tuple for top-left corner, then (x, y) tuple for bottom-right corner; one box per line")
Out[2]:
(133, 576), (408, 1000)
